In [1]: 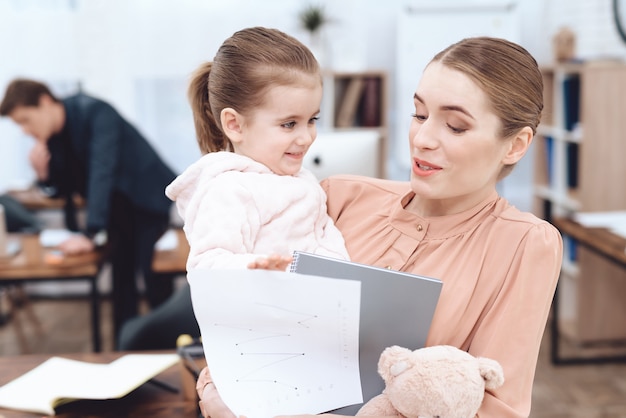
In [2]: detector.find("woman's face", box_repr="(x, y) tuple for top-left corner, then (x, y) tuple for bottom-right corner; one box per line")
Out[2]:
(407, 61), (515, 216)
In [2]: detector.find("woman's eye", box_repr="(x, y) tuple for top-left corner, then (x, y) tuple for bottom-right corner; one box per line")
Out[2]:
(447, 124), (467, 134)
(411, 113), (427, 122)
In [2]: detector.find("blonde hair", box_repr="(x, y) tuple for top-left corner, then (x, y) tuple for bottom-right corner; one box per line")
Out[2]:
(430, 37), (543, 178)
(188, 27), (321, 154)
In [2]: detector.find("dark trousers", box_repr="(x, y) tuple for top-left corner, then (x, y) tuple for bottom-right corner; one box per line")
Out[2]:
(108, 193), (172, 343)
(117, 283), (200, 350)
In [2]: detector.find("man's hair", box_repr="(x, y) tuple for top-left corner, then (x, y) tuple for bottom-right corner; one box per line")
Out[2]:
(0, 78), (59, 116)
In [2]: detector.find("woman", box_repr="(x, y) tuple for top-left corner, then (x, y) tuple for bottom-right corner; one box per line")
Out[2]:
(197, 35), (562, 418)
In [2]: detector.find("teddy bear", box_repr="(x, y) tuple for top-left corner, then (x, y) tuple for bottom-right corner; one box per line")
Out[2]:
(356, 345), (505, 418)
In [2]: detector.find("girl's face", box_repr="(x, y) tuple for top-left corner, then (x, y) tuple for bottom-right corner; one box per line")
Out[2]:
(407, 61), (519, 216)
(233, 74), (322, 176)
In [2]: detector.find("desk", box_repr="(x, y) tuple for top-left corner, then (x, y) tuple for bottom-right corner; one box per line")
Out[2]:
(6, 188), (84, 211)
(0, 234), (104, 352)
(152, 229), (189, 276)
(551, 217), (626, 364)
(0, 351), (197, 418)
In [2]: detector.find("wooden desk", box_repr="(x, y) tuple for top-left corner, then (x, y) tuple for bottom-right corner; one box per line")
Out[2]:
(6, 188), (84, 211)
(0, 234), (104, 352)
(0, 351), (197, 418)
(152, 229), (189, 276)
(551, 217), (626, 364)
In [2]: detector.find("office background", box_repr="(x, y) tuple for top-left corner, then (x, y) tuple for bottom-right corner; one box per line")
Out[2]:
(1, 0), (625, 213)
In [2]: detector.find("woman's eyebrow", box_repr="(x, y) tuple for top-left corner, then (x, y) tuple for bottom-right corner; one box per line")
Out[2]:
(413, 92), (475, 120)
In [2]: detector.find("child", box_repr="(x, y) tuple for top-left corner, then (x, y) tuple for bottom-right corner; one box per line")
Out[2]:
(165, 27), (349, 271)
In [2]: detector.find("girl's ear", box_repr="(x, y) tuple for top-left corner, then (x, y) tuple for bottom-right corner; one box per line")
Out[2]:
(502, 126), (533, 165)
(221, 107), (244, 143)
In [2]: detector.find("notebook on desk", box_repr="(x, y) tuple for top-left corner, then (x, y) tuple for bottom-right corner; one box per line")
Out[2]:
(289, 251), (443, 415)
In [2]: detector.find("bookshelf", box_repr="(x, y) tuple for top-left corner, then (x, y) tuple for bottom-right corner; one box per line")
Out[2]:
(320, 71), (388, 178)
(535, 61), (626, 344)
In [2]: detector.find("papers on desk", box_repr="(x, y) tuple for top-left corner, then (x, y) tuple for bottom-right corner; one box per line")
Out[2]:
(0, 353), (179, 415)
(155, 228), (179, 251)
(188, 269), (363, 418)
(38, 228), (179, 250)
(39, 229), (81, 247)
(573, 211), (626, 239)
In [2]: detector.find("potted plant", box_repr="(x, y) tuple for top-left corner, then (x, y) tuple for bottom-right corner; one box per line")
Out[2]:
(299, 4), (328, 36)
(298, 4), (330, 66)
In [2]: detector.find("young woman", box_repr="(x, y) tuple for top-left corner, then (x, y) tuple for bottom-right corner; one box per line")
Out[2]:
(166, 27), (349, 271)
(196, 36), (562, 418)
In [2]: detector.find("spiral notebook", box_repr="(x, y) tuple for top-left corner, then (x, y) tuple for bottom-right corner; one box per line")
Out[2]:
(289, 251), (443, 415)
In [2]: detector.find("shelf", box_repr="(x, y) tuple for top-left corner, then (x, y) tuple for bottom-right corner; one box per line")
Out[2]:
(319, 70), (388, 178)
(533, 185), (580, 211)
(538, 61), (626, 346)
(536, 125), (582, 143)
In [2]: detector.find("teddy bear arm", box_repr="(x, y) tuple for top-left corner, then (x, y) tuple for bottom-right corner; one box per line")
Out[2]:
(477, 357), (505, 390)
(356, 394), (402, 417)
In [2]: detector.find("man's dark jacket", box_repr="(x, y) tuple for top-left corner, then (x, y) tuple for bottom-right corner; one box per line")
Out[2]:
(46, 93), (176, 234)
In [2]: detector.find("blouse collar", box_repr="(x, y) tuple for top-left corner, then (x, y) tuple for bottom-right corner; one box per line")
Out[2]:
(389, 189), (502, 240)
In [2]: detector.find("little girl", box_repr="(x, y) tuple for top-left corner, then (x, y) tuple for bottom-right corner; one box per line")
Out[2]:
(165, 27), (349, 271)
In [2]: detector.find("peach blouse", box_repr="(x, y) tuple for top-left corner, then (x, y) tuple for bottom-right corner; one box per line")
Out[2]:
(321, 175), (562, 418)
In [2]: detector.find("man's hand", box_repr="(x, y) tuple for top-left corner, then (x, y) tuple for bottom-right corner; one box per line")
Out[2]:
(29, 141), (50, 181)
(247, 254), (293, 271)
(58, 234), (95, 255)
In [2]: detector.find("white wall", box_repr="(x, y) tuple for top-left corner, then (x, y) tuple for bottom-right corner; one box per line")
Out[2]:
(1, 0), (625, 202)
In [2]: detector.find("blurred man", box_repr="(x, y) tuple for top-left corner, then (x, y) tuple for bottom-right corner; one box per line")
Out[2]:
(0, 78), (177, 343)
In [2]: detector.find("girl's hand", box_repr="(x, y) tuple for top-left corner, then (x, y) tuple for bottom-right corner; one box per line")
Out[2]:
(247, 254), (293, 271)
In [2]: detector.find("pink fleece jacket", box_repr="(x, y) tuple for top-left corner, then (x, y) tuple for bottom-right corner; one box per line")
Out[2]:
(165, 152), (349, 270)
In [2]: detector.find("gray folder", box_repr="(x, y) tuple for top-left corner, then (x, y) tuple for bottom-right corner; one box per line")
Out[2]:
(289, 251), (443, 415)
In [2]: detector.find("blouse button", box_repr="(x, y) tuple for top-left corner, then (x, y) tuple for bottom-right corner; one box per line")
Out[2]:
(385, 266), (393, 270)
(416, 224), (423, 232)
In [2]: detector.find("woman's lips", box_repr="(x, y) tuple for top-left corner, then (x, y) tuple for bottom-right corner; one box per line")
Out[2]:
(413, 158), (442, 176)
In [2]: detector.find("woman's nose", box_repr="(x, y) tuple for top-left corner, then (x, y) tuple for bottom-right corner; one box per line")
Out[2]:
(411, 120), (437, 149)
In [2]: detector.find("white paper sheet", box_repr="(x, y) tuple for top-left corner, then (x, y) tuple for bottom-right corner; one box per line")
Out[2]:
(39, 229), (80, 247)
(154, 229), (178, 250)
(187, 269), (362, 418)
(0, 354), (180, 415)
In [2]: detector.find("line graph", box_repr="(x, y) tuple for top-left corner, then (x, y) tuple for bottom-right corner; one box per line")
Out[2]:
(188, 269), (363, 418)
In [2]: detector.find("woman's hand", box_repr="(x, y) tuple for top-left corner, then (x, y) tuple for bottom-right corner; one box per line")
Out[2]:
(196, 367), (237, 418)
(247, 254), (293, 271)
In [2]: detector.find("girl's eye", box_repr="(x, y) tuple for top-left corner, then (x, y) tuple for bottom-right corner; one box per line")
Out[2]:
(411, 113), (427, 122)
(308, 116), (320, 125)
(282, 121), (296, 129)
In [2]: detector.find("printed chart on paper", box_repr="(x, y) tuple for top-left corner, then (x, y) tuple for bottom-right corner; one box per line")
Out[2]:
(188, 269), (363, 418)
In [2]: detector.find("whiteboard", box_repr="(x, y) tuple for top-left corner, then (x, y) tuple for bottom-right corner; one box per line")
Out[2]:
(394, 2), (521, 173)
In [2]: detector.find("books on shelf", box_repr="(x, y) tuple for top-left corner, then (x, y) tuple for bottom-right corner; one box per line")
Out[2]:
(336, 77), (365, 128)
(0, 354), (179, 415)
(562, 74), (580, 132)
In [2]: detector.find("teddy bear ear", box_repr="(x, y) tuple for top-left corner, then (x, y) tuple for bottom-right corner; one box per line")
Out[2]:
(377, 345), (413, 381)
(477, 357), (505, 390)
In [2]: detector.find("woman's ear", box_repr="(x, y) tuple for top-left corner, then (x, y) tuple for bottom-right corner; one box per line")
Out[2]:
(502, 126), (533, 165)
(220, 108), (244, 144)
